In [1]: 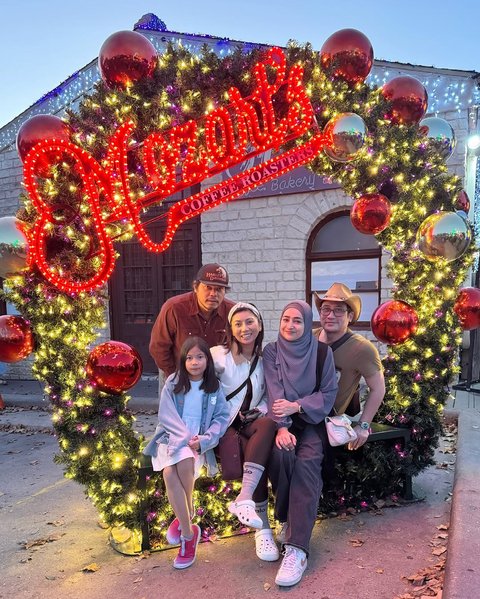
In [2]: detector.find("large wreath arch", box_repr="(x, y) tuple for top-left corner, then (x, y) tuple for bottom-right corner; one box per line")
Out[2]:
(2, 30), (475, 551)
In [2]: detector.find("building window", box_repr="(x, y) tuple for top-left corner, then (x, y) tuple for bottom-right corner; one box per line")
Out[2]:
(307, 211), (381, 327)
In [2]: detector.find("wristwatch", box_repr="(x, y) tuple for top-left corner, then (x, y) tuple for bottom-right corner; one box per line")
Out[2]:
(297, 403), (304, 414)
(358, 421), (370, 430)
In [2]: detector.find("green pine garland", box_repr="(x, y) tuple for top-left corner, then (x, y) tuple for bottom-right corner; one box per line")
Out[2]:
(2, 40), (474, 547)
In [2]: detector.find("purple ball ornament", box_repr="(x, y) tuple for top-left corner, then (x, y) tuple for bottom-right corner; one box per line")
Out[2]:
(378, 179), (399, 202)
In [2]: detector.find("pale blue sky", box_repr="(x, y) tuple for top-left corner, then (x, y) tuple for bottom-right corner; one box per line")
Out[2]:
(0, 0), (478, 128)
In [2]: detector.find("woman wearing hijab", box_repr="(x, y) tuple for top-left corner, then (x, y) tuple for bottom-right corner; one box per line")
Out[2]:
(263, 300), (337, 587)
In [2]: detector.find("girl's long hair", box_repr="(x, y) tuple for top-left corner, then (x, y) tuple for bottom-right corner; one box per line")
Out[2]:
(225, 305), (264, 357)
(174, 336), (219, 394)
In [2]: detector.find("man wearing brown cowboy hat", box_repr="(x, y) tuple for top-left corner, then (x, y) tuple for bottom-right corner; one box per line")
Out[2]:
(150, 263), (235, 378)
(313, 283), (385, 449)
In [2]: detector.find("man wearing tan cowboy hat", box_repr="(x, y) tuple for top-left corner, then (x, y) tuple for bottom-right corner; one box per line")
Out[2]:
(150, 263), (235, 378)
(313, 282), (385, 449)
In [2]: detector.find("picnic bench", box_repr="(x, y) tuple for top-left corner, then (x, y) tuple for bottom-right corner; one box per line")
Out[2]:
(135, 421), (412, 552)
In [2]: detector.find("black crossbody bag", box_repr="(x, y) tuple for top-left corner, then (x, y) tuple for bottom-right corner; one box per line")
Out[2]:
(225, 354), (259, 400)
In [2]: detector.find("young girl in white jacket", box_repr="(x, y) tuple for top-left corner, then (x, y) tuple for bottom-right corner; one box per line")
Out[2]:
(144, 336), (229, 569)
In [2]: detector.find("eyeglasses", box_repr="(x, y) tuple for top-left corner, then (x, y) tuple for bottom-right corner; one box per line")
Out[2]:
(320, 306), (349, 317)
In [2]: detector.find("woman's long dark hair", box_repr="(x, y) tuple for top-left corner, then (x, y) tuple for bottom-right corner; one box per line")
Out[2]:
(173, 336), (219, 394)
(225, 304), (264, 357)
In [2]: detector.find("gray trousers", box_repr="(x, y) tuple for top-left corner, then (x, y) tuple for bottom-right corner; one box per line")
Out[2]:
(269, 420), (325, 557)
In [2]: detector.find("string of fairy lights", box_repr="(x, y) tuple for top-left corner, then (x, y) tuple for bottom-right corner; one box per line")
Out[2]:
(1, 26), (478, 551)
(1, 22), (479, 151)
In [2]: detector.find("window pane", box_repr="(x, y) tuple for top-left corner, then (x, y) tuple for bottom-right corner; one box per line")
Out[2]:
(311, 215), (379, 252)
(311, 258), (379, 292)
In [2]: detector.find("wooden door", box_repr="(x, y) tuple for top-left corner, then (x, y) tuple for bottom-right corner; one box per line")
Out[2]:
(109, 193), (201, 373)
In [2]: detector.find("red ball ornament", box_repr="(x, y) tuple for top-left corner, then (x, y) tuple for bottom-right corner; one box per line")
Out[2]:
(16, 115), (71, 175)
(454, 287), (480, 331)
(320, 28), (373, 85)
(0, 315), (34, 363)
(381, 76), (428, 125)
(98, 30), (157, 89)
(350, 193), (392, 234)
(86, 341), (142, 394)
(371, 300), (419, 345)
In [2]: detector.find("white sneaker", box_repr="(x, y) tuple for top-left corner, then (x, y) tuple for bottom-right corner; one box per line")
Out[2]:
(275, 545), (307, 587)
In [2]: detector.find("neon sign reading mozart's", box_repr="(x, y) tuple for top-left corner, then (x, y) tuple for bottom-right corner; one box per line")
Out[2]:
(22, 47), (331, 292)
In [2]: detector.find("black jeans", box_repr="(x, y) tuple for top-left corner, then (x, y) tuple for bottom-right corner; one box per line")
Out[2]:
(269, 420), (325, 556)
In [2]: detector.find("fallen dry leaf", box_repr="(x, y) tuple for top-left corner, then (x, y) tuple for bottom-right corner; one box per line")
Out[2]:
(22, 534), (64, 549)
(135, 551), (150, 560)
(375, 568), (384, 574)
(263, 583), (271, 591)
(432, 547), (447, 556)
(349, 538), (364, 547)
(82, 563), (100, 572)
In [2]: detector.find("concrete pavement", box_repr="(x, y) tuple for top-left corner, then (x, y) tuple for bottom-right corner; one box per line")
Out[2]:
(1, 377), (479, 598)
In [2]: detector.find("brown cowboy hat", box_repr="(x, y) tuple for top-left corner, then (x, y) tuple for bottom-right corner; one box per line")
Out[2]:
(314, 282), (362, 324)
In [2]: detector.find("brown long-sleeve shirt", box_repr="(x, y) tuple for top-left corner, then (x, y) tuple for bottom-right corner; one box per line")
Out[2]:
(149, 291), (236, 376)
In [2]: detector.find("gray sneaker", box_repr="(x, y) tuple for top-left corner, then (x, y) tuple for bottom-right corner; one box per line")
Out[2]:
(275, 545), (307, 587)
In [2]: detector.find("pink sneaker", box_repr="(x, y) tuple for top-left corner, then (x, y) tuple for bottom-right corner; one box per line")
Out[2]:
(173, 524), (201, 569)
(166, 517), (181, 545)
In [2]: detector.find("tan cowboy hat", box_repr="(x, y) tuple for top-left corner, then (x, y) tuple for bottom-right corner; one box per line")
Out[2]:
(314, 282), (362, 324)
